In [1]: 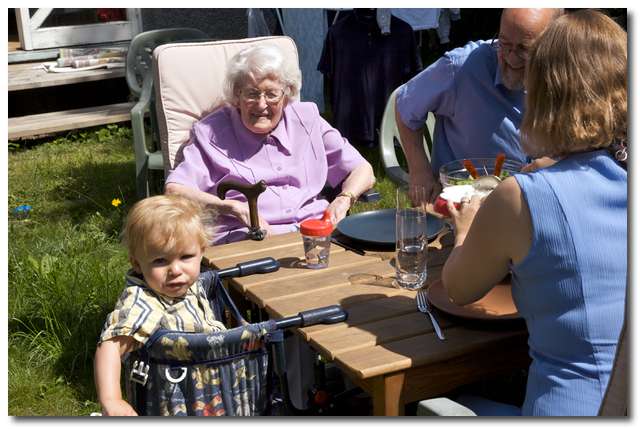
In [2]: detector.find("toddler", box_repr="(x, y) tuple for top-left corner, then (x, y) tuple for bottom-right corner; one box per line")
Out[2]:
(94, 194), (225, 416)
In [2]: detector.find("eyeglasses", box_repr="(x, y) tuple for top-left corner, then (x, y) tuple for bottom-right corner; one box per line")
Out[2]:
(491, 34), (530, 61)
(240, 88), (285, 104)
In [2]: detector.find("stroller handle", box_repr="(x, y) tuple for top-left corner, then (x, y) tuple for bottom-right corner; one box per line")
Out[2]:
(275, 305), (347, 329)
(217, 257), (280, 278)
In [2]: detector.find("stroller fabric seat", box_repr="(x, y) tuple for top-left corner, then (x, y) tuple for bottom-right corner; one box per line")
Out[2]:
(122, 260), (347, 416)
(124, 270), (283, 416)
(125, 321), (279, 416)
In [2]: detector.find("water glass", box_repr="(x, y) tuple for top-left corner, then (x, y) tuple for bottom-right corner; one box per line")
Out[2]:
(395, 187), (428, 290)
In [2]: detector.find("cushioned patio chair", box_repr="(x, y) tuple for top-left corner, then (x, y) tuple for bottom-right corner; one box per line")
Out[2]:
(151, 36), (378, 208)
(151, 36), (299, 176)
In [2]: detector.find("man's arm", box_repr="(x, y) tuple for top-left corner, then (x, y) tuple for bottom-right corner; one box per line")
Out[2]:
(395, 106), (441, 202)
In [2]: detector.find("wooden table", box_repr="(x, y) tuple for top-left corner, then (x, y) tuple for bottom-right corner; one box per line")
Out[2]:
(204, 231), (529, 416)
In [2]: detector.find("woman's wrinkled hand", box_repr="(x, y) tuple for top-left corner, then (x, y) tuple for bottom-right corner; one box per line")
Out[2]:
(222, 199), (273, 235)
(446, 194), (483, 243)
(326, 195), (351, 225)
(101, 398), (138, 416)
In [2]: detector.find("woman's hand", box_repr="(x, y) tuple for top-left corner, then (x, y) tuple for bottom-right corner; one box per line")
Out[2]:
(101, 398), (138, 416)
(326, 195), (351, 224)
(222, 199), (273, 235)
(446, 195), (483, 244)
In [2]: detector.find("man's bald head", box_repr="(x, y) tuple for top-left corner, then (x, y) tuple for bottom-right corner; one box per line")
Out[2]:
(497, 8), (564, 90)
(501, 9), (564, 37)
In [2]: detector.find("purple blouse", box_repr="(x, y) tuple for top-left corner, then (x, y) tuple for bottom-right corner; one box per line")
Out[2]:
(166, 101), (367, 244)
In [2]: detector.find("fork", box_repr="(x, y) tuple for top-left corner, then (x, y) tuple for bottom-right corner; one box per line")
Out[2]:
(416, 289), (446, 340)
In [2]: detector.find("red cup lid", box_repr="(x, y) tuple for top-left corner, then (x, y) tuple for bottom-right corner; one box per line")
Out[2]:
(300, 211), (334, 236)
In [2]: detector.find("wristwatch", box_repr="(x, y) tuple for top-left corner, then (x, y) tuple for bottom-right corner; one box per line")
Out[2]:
(337, 190), (357, 206)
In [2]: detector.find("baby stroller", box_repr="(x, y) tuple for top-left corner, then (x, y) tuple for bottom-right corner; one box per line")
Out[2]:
(124, 257), (347, 416)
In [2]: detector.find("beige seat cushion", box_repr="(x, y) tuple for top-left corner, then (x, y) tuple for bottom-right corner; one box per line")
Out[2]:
(153, 36), (299, 174)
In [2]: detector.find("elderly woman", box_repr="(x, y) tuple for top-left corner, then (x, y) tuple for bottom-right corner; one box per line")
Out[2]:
(443, 10), (627, 416)
(165, 44), (375, 244)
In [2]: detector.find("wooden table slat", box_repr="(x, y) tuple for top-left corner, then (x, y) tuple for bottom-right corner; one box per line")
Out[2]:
(247, 258), (394, 306)
(265, 272), (416, 319)
(241, 250), (384, 291)
(309, 311), (455, 360)
(300, 292), (423, 337)
(204, 232), (301, 261)
(335, 326), (526, 379)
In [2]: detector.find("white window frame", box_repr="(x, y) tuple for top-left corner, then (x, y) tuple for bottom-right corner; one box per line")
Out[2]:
(15, 8), (142, 50)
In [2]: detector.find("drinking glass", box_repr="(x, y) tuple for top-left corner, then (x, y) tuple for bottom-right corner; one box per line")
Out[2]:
(395, 187), (428, 290)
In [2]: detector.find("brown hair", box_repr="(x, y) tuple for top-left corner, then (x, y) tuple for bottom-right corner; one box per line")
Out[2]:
(122, 194), (216, 261)
(521, 10), (627, 158)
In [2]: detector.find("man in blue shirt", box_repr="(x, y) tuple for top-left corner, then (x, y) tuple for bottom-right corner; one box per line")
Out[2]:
(396, 8), (563, 201)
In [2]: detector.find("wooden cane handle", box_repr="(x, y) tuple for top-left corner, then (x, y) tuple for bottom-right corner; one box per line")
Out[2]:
(217, 180), (267, 231)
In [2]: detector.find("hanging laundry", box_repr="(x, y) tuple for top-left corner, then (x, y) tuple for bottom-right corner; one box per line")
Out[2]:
(318, 9), (420, 146)
(247, 8), (271, 37)
(281, 8), (327, 112)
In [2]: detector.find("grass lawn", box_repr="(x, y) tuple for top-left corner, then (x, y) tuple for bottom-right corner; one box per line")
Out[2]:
(7, 124), (400, 416)
(8, 126), (140, 415)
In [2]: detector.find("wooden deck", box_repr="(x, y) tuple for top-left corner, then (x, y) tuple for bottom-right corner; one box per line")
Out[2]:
(8, 61), (126, 91)
(8, 60), (131, 140)
(8, 102), (134, 140)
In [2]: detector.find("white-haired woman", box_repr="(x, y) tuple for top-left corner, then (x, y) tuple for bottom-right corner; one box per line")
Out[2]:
(165, 44), (375, 244)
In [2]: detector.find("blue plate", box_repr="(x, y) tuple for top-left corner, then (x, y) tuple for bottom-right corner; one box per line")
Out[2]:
(336, 208), (444, 246)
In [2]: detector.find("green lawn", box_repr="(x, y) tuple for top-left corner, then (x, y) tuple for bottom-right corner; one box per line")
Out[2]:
(8, 126), (138, 415)
(7, 125), (400, 416)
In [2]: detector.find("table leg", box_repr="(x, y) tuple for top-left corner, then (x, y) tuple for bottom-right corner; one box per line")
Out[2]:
(371, 372), (406, 416)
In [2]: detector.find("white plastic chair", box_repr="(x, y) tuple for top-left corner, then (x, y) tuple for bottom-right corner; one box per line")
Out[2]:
(417, 398), (476, 416)
(378, 85), (435, 188)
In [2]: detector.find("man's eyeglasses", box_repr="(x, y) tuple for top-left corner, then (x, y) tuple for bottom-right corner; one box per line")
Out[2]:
(240, 88), (285, 104)
(491, 34), (530, 61)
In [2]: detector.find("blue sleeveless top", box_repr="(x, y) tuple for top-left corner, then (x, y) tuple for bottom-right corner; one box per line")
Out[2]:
(511, 150), (627, 416)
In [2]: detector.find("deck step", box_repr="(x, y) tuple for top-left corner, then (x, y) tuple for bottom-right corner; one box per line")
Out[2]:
(8, 61), (126, 91)
(8, 102), (134, 140)
(8, 41), (129, 64)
